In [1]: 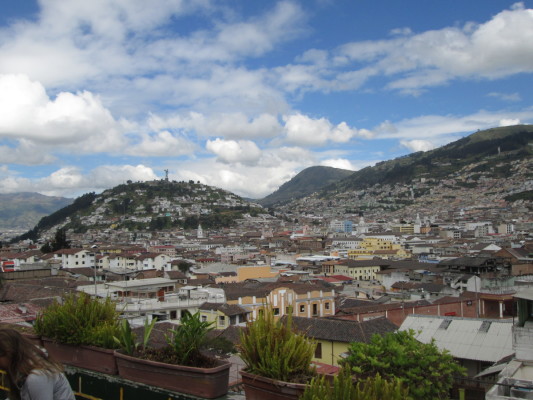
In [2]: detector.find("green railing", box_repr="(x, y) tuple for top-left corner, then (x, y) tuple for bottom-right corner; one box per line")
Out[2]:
(0, 367), (244, 400)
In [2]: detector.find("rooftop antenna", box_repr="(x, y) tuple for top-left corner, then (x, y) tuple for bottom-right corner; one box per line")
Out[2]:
(164, 169), (169, 181)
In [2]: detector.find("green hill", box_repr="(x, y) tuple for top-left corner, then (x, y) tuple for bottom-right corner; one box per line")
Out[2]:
(329, 124), (533, 192)
(257, 166), (354, 207)
(14, 180), (262, 243)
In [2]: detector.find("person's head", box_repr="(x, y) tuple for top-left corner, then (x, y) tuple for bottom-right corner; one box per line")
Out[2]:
(0, 326), (63, 400)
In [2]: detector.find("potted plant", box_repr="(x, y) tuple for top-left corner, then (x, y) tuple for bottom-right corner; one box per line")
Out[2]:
(238, 308), (317, 400)
(34, 292), (121, 374)
(114, 311), (231, 399)
(300, 368), (410, 400)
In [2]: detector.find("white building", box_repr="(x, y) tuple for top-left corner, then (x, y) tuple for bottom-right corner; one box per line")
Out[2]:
(55, 248), (96, 269)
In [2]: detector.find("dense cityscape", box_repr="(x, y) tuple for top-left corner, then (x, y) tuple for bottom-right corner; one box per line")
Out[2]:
(1, 1), (533, 399)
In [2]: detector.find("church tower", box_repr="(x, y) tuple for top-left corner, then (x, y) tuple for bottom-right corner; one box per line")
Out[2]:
(197, 224), (204, 239)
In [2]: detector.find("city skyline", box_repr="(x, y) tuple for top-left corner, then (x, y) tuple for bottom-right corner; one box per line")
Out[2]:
(0, 1), (532, 199)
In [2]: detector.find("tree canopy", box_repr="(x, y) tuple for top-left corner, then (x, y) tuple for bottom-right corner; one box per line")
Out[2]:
(41, 228), (71, 253)
(342, 330), (465, 400)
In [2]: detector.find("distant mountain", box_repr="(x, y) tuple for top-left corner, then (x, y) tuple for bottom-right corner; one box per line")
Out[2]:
(272, 125), (533, 217)
(15, 180), (263, 243)
(0, 192), (72, 231)
(257, 166), (354, 207)
(329, 124), (533, 193)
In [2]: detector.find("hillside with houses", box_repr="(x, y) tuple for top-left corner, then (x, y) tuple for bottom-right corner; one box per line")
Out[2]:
(1, 125), (533, 398)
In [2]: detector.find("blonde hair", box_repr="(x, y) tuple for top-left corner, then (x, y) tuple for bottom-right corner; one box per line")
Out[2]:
(0, 327), (63, 400)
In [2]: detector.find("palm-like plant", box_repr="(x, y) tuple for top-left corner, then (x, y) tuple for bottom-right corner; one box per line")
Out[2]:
(239, 308), (316, 383)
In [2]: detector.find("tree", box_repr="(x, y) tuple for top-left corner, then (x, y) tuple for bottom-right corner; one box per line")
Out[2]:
(342, 330), (465, 400)
(177, 260), (193, 274)
(40, 241), (53, 253)
(50, 228), (71, 252)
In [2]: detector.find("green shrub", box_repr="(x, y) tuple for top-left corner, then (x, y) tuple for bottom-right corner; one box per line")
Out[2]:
(34, 292), (121, 349)
(342, 330), (465, 400)
(301, 368), (410, 400)
(114, 317), (157, 355)
(165, 311), (214, 366)
(239, 308), (316, 383)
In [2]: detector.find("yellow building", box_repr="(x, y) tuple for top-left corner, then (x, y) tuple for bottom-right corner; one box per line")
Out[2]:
(360, 237), (394, 251)
(347, 237), (410, 260)
(223, 281), (336, 321)
(236, 265), (279, 282)
(289, 316), (397, 366)
(329, 259), (389, 281)
(391, 223), (415, 234)
(198, 302), (250, 329)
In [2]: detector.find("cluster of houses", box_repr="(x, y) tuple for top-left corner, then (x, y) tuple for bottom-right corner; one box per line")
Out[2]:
(1, 220), (533, 398)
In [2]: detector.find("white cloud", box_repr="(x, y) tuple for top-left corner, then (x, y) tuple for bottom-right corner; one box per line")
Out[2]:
(283, 113), (368, 146)
(400, 139), (435, 152)
(0, 74), (126, 152)
(285, 4), (533, 95)
(0, 0), (215, 86)
(390, 27), (412, 37)
(320, 159), (356, 170)
(214, 1), (305, 58)
(129, 67), (288, 117)
(168, 145), (318, 199)
(0, 141), (57, 165)
(375, 108), (533, 140)
(384, 5), (533, 91)
(499, 118), (521, 126)
(150, 112), (282, 140)
(0, 164), (158, 196)
(488, 92), (521, 102)
(206, 139), (262, 165)
(125, 131), (196, 157)
(274, 64), (327, 93)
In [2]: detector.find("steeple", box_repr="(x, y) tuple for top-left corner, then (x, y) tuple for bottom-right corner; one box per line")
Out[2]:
(197, 224), (203, 239)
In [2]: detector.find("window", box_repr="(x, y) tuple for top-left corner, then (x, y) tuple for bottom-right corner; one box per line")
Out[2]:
(273, 308), (280, 316)
(201, 315), (207, 322)
(299, 304), (305, 313)
(479, 321), (492, 332)
(219, 316), (225, 325)
(312, 304), (318, 316)
(439, 319), (452, 330)
(314, 343), (322, 359)
(325, 302), (330, 310)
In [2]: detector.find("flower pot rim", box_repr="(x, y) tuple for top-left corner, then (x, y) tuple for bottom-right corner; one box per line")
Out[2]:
(114, 349), (230, 373)
(240, 369), (310, 389)
(42, 337), (116, 352)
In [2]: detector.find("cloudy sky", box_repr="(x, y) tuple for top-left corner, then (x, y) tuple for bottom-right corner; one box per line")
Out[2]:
(1, 1), (532, 199)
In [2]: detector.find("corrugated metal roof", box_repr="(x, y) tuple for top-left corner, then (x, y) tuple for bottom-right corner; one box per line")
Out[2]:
(514, 290), (533, 301)
(399, 314), (513, 362)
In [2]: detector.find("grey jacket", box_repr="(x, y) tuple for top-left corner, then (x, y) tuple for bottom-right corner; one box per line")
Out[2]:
(19, 371), (75, 400)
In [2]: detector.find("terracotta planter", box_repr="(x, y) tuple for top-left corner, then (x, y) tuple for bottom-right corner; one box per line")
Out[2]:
(42, 338), (118, 375)
(240, 370), (308, 400)
(115, 351), (230, 399)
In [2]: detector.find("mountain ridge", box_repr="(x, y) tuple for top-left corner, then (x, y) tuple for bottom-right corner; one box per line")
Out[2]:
(5, 124), (533, 241)
(326, 124), (533, 193)
(257, 166), (354, 207)
(0, 192), (72, 231)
